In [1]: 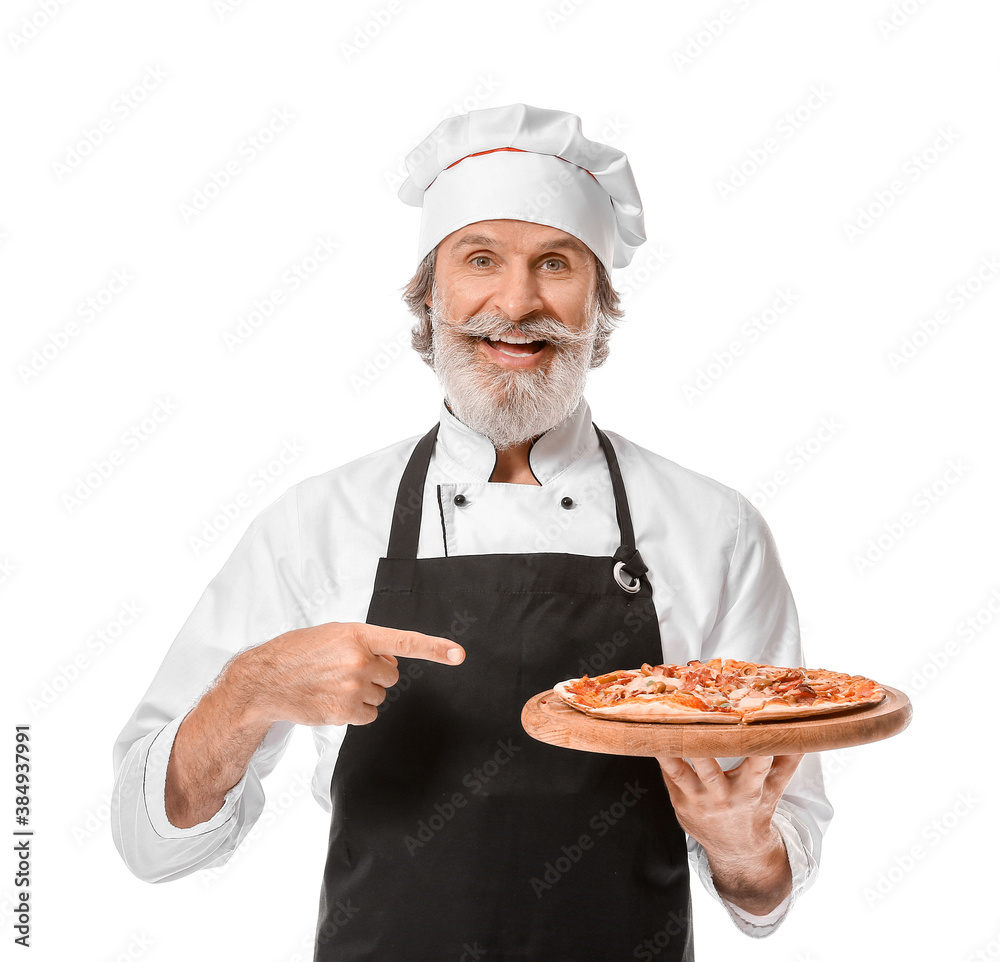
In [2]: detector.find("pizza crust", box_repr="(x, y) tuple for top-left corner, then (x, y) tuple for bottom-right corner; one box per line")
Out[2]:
(738, 693), (885, 724)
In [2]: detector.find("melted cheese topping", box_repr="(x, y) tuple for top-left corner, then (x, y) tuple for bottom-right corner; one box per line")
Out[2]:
(557, 659), (884, 720)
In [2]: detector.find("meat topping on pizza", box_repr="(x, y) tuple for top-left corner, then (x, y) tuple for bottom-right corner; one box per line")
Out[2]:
(553, 658), (885, 724)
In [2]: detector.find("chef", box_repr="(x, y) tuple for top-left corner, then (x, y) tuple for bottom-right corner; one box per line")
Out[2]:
(112, 103), (833, 960)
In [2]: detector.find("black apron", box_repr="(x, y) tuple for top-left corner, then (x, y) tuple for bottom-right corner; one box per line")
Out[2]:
(315, 423), (694, 961)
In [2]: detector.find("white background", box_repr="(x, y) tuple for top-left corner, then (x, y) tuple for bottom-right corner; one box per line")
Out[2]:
(3, 0), (999, 959)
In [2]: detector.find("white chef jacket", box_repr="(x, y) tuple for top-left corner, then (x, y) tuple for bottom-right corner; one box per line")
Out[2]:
(112, 396), (833, 937)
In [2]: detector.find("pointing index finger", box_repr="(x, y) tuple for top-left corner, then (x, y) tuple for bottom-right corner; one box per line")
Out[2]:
(361, 624), (465, 666)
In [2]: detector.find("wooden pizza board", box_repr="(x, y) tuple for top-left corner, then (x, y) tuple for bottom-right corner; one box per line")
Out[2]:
(521, 686), (912, 757)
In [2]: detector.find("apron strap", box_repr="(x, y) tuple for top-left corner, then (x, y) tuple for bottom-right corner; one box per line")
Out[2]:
(385, 420), (648, 591)
(386, 423), (440, 560)
(594, 425), (649, 591)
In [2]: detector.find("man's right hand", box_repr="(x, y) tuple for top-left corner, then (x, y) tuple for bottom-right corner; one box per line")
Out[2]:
(164, 623), (464, 828)
(231, 622), (466, 728)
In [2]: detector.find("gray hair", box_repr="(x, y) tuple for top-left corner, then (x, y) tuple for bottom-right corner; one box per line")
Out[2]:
(401, 248), (625, 369)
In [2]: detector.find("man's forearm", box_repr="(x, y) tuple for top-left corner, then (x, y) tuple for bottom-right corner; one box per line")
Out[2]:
(704, 825), (791, 916)
(164, 653), (275, 829)
(163, 621), (463, 828)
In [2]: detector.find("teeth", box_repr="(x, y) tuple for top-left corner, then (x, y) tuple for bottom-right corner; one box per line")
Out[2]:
(487, 334), (536, 344)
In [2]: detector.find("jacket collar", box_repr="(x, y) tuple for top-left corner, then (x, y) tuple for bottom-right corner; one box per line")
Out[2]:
(435, 396), (598, 485)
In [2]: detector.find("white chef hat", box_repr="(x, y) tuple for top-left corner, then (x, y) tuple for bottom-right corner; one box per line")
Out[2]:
(397, 103), (645, 274)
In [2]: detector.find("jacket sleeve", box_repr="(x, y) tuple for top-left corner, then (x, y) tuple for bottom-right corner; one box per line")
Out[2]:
(111, 489), (304, 882)
(689, 492), (835, 936)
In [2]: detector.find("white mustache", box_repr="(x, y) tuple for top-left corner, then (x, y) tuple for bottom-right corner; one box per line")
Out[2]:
(440, 311), (595, 348)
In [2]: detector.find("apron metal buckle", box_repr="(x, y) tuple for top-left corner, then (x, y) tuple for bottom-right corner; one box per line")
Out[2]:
(613, 560), (642, 593)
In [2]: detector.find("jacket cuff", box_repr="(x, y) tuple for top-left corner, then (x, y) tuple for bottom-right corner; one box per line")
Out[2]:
(142, 716), (247, 839)
(691, 805), (813, 938)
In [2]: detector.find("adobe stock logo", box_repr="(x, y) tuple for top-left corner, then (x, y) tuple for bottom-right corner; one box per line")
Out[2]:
(842, 127), (959, 243)
(199, 772), (312, 888)
(886, 255), (999, 372)
(51, 66), (168, 182)
(188, 440), (306, 556)
(877, 0), (934, 39)
(716, 85), (833, 201)
(544, 0), (591, 28)
(903, 588), (1000, 698)
(672, 0), (757, 72)
(632, 911), (689, 961)
(682, 288), (799, 402)
(103, 934), (155, 962)
(213, 0), (249, 19)
(340, 1), (404, 63)
(178, 107), (295, 223)
(223, 236), (337, 352)
(528, 781), (648, 898)
(852, 459), (971, 575)
(28, 601), (143, 716)
(350, 329), (410, 394)
(402, 738), (520, 856)
(382, 75), (503, 194)
(862, 790), (979, 907)
(0, 557), (16, 590)
(8, 0), (72, 54)
(18, 269), (134, 384)
(747, 417), (843, 511)
(61, 398), (179, 513)
(965, 930), (1000, 962)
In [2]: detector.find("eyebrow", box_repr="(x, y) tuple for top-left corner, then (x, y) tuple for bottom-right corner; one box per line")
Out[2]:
(448, 232), (591, 259)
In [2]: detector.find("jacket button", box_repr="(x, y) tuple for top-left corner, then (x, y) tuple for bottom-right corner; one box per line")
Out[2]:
(453, 494), (467, 506)
(560, 497), (574, 509)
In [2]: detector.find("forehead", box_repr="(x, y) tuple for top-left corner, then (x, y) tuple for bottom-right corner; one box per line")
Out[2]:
(439, 220), (594, 261)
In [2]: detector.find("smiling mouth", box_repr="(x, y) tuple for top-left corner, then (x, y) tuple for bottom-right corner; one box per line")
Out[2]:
(480, 334), (547, 357)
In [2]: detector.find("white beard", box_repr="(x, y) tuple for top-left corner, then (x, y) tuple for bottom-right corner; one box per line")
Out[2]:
(428, 291), (598, 451)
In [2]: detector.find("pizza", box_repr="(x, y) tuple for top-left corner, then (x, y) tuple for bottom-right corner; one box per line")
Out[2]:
(553, 658), (886, 725)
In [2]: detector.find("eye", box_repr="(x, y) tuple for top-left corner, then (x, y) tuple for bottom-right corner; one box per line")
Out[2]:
(471, 255), (493, 268)
(542, 258), (567, 271)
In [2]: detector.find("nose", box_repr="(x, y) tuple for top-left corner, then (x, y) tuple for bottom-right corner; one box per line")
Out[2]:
(492, 262), (545, 322)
